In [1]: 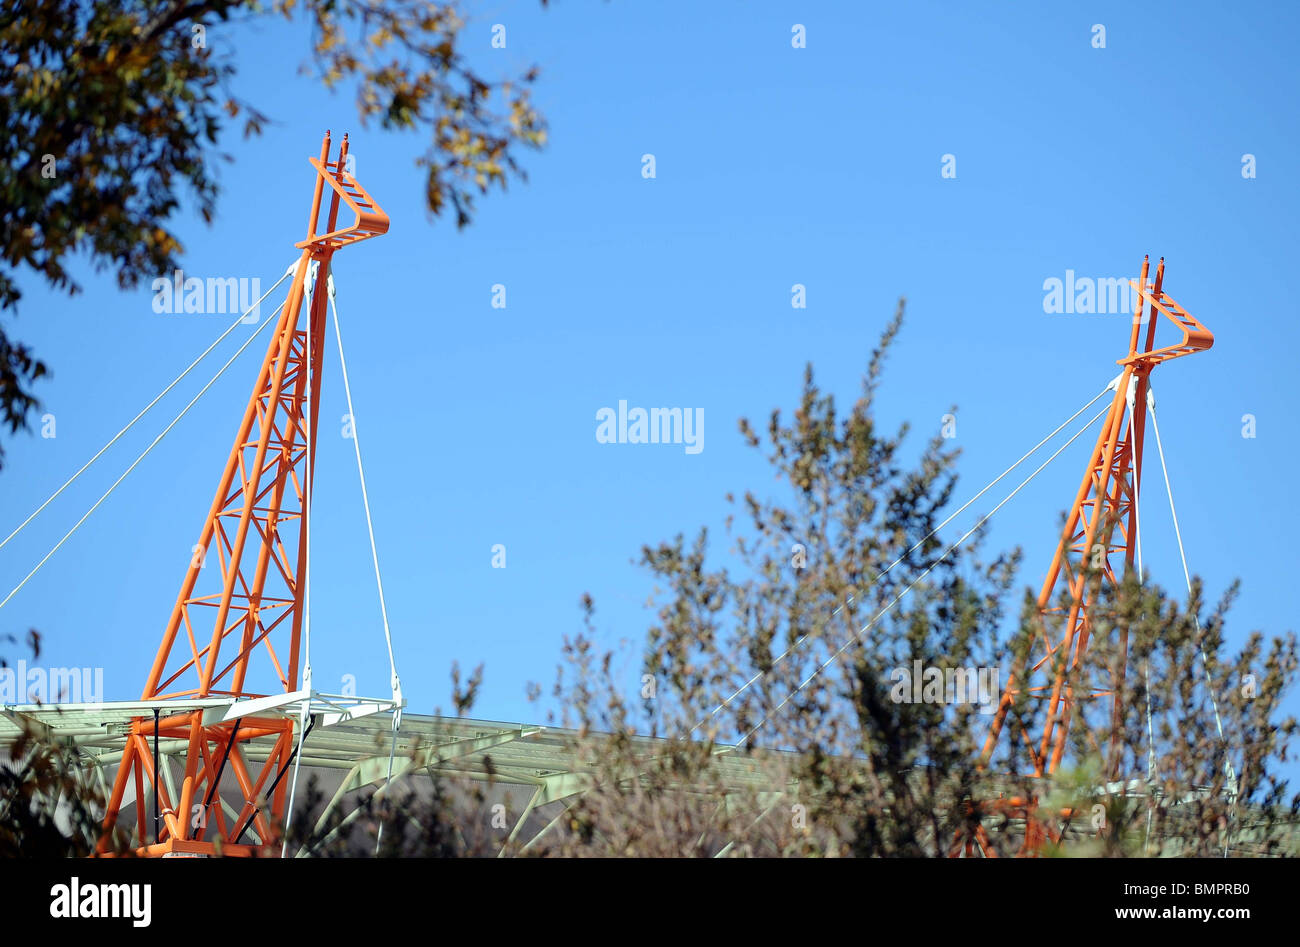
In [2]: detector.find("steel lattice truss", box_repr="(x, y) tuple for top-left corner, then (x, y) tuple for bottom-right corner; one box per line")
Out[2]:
(98, 132), (393, 856)
(3, 700), (785, 855)
(962, 257), (1215, 856)
(0, 137), (1233, 859)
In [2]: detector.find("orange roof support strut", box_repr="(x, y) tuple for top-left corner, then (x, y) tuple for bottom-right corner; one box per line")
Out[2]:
(981, 256), (1213, 782)
(97, 133), (389, 856)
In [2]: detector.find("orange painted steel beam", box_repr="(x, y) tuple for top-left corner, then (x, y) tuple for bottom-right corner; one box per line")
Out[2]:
(98, 132), (388, 856)
(981, 256), (1212, 784)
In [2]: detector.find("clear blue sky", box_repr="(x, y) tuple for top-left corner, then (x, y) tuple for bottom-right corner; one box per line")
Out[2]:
(2, 2), (1297, 758)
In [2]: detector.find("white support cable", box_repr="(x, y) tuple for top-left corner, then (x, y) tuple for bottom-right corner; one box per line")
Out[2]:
(0, 300), (286, 612)
(692, 382), (1117, 736)
(1127, 383), (1156, 855)
(326, 275), (403, 853)
(283, 260), (320, 857)
(1147, 394), (1238, 814)
(0, 262), (298, 553)
(732, 398), (1113, 749)
(1124, 380), (1158, 786)
(326, 276), (401, 707)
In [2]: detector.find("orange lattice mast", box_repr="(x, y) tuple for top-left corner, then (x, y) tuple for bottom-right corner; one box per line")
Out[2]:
(97, 132), (388, 856)
(963, 256), (1212, 855)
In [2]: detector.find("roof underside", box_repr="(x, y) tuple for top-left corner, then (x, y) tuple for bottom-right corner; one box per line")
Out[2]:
(0, 699), (781, 794)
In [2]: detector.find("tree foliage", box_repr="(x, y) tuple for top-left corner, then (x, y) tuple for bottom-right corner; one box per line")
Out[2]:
(2, 306), (1296, 858)
(0, 0), (546, 466)
(511, 302), (1299, 857)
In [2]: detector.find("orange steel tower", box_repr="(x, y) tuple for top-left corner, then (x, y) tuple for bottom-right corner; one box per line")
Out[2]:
(97, 132), (388, 855)
(981, 256), (1212, 784)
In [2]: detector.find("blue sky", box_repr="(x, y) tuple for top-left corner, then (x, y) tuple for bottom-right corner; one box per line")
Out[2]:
(1, 1), (1297, 761)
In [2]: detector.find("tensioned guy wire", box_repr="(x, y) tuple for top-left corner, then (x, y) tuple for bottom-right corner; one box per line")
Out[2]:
(327, 276), (400, 695)
(325, 275), (403, 854)
(1148, 395), (1237, 856)
(0, 262), (297, 553)
(731, 397), (1113, 749)
(283, 260), (320, 857)
(692, 383), (1115, 737)
(0, 297), (287, 611)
